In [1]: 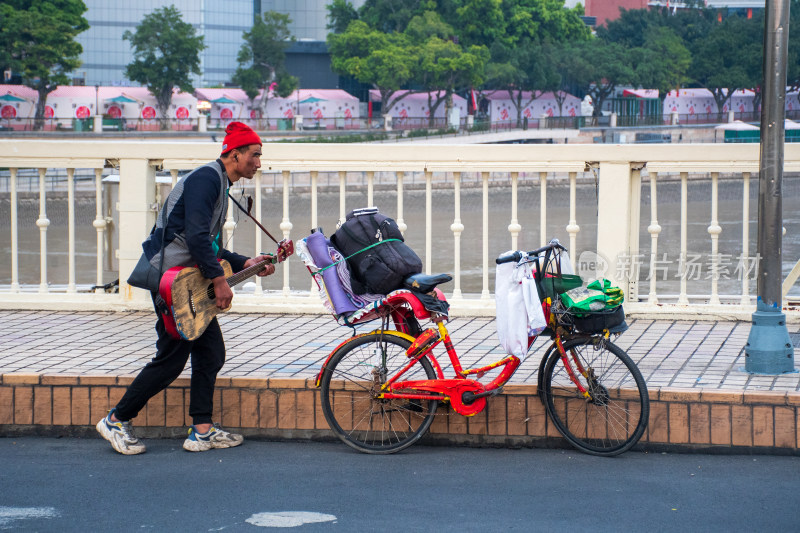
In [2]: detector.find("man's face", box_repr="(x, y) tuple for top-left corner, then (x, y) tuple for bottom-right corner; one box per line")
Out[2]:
(231, 145), (262, 181)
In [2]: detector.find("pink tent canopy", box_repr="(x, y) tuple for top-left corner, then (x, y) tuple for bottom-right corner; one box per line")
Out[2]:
(483, 90), (582, 120)
(663, 88), (755, 116)
(622, 89), (659, 99)
(289, 89), (359, 119)
(195, 88), (249, 124)
(369, 90), (466, 119)
(195, 88), (362, 129)
(46, 86), (100, 120)
(0, 85), (37, 129)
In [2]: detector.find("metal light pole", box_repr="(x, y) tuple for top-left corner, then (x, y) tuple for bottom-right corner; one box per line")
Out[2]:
(745, 0), (796, 373)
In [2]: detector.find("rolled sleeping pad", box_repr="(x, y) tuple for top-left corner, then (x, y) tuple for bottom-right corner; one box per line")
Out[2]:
(305, 231), (358, 315)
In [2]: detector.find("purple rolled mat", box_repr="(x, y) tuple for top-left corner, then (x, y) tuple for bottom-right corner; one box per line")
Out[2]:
(305, 231), (358, 315)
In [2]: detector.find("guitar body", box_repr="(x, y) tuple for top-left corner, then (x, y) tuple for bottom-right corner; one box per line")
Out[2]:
(159, 259), (233, 341)
(157, 239), (294, 341)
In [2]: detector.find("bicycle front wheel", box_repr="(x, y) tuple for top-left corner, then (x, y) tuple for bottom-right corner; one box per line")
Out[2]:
(542, 336), (649, 456)
(319, 332), (439, 454)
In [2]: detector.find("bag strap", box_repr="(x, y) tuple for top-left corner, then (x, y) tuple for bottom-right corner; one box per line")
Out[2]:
(314, 239), (401, 274)
(228, 191), (281, 245)
(152, 199), (170, 290)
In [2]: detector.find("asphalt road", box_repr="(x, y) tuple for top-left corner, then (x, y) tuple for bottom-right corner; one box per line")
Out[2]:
(1, 436), (798, 532)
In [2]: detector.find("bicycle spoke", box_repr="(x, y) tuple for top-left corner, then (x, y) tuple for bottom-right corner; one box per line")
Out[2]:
(320, 333), (439, 454)
(544, 337), (649, 456)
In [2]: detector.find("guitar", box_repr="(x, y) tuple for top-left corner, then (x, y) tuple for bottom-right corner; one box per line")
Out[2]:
(158, 239), (294, 341)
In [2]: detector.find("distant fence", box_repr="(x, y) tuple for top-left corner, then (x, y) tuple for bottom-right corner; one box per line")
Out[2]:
(5, 109), (800, 134)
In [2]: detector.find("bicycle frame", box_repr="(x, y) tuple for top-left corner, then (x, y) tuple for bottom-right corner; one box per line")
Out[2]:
(314, 243), (599, 417)
(316, 240), (648, 456)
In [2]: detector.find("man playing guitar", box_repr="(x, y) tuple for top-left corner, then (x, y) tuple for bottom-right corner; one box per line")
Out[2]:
(97, 122), (284, 455)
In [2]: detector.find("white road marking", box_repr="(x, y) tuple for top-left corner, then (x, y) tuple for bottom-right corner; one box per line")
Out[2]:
(0, 506), (59, 527)
(245, 511), (337, 528)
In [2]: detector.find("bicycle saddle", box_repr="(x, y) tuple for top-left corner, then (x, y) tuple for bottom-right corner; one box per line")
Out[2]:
(403, 273), (452, 293)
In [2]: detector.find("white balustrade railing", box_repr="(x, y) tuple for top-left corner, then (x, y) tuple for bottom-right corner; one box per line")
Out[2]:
(2, 140), (800, 320)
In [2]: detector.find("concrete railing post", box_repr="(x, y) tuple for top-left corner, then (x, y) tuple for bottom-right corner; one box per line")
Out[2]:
(198, 114), (207, 132)
(595, 162), (636, 290)
(728, 110), (735, 123)
(118, 158), (156, 302)
(94, 115), (103, 133)
(295, 115), (303, 131)
(610, 112), (617, 128)
(671, 112), (679, 125)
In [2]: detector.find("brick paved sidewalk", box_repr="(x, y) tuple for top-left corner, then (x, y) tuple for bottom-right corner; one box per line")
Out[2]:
(3, 310), (800, 453)
(1, 310), (799, 392)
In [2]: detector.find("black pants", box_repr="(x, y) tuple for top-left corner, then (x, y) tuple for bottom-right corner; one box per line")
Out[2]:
(114, 299), (226, 426)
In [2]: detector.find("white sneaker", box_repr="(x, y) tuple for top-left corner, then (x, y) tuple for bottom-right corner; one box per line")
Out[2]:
(96, 410), (146, 455)
(182, 425), (244, 452)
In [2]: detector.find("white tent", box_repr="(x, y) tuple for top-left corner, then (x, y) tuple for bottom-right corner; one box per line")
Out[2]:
(195, 88), (249, 129)
(370, 90), (467, 125)
(483, 90), (582, 124)
(0, 85), (37, 130)
(45, 86), (100, 130)
(663, 88), (755, 117)
(286, 89), (360, 129)
(98, 87), (195, 130)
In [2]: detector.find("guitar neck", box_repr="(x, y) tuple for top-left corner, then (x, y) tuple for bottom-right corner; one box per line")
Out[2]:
(225, 257), (275, 287)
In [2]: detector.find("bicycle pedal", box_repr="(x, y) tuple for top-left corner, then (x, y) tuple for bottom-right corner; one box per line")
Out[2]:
(406, 328), (439, 357)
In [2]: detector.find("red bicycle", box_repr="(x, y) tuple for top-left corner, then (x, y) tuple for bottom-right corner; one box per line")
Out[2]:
(315, 241), (649, 456)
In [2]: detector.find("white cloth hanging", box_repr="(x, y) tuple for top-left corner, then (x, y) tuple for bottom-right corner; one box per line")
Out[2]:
(522, 277), (546, 337)
(496, 261), (527, 357)
(495, 254), (546, 359)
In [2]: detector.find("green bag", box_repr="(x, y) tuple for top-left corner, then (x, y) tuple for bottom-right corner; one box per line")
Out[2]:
(586, 279), (624, 307)
(539, 274), (583, 301)
(560, 278), (624, 313)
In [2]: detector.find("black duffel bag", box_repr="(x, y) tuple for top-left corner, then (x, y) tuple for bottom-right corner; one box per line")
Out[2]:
(331, 207), (422, 295)
(571, 305), (627, 334)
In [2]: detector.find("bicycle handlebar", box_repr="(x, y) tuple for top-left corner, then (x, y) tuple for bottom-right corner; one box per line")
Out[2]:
(495, 239), (566, 265)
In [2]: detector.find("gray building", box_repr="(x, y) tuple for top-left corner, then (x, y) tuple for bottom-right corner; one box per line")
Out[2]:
(73, 0), (257, 87)
(262, 0), (366, 90)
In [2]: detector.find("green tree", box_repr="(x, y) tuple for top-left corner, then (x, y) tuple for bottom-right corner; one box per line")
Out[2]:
(689, 14), (762, 113)
(415, 37), (489, 126)
(233, 11), (298, 128)
(599, 3), (714, 49)
(404, 9), (454, 41)
(358, 0), (431, 33)
(123, 5), (205, 129)
(633, 27), (691, 95)
(455, 0), (508, 48)
(328, 20), (418, 112)
(462, 0), (589, 126)
(561, 39), (636, 119)
(0, 0), (88, 129)
(598, 8), (693, 97)
(488, 39), (560, 126)
(326, 0), (359, 33)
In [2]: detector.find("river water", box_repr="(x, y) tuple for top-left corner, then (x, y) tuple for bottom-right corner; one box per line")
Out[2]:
(2, 176), (800, 299)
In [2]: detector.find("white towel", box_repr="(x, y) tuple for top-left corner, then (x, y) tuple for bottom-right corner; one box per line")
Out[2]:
(522, 277), (546, 337)
(495, 260), (528, 358)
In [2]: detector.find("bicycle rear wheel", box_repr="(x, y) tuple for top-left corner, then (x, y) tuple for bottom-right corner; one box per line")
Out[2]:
(319, 332), (439, 454)
(542, 336), (648, 456)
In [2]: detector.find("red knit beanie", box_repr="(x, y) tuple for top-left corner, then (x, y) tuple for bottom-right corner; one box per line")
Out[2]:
(221, 122), (262, 154)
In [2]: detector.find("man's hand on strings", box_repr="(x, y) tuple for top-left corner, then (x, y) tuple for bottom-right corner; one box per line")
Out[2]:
(245, 255), (276, 277)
